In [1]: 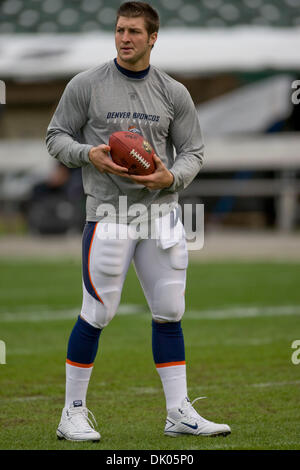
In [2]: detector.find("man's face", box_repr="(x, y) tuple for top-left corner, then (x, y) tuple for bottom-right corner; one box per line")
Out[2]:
(115, 16), (157, 69)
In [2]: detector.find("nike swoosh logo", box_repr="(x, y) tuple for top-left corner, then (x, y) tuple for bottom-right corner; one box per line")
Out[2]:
(181, 421), (198, 430)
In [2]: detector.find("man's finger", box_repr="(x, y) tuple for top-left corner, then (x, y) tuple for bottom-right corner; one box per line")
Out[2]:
(100, 144), (111, 153)
(104, 160), (129, 173)
(110, 163), (128, 173)
(153, 154), (163, 167)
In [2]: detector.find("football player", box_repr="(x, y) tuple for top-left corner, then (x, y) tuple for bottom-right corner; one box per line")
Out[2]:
(46, 1), (231, 441)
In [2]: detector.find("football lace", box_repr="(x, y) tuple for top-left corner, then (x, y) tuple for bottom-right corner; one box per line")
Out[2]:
(130, 149), (150, 169)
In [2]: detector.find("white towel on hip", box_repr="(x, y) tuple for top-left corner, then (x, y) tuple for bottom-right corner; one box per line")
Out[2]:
(155, 208), (185, 250)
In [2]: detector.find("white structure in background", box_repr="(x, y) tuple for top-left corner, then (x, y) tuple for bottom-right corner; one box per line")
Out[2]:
(197, 75), (294, 136)
(0, 27), (300, 79)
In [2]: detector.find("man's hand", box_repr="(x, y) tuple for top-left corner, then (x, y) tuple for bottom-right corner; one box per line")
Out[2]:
(124, 154), (174, 190)
(89, 144), (128, 176)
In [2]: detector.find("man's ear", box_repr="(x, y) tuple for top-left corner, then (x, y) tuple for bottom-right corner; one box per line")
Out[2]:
(149, 32), (158, 48)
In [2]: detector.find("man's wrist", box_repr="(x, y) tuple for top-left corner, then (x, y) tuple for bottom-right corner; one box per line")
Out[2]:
(166, 170), (174, 189)
(88, 147), (95, 162)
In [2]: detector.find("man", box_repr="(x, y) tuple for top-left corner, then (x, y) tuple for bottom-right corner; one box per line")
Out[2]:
(46, 1), (231, 441)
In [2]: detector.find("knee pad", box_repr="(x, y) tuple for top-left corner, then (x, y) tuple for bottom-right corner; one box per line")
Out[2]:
(81, 286), (121, 329)
(152, 280), (185, 323)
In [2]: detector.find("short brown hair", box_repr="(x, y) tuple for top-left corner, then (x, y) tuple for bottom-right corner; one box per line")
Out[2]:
(116, 2), (160, 36)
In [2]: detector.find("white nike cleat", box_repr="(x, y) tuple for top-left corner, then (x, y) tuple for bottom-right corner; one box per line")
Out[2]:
(164, 397), (231, 438)
(56, 401), (100, 442)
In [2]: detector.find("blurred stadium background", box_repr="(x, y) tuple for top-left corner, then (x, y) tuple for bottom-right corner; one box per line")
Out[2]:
(0, 0), (300, 252)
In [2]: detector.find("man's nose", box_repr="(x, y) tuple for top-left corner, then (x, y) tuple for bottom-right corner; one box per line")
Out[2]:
(122, 31), (130, 42)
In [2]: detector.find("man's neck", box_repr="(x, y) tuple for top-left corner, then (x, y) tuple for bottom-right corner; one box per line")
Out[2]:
(116, 56), (150, 72)
(114, 58), (150, 79)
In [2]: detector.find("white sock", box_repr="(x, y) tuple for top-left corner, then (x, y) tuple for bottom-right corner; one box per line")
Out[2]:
(65, 362), (93, 408)
(156, 364), (187, 411)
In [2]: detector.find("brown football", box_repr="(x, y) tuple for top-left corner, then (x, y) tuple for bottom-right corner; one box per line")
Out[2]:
(109, 131), (155, 175)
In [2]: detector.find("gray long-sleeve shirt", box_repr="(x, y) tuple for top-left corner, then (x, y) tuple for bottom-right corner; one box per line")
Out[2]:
(46, 59), (204, 223)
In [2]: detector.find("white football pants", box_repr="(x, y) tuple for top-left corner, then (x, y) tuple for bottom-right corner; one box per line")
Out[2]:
(80, 221), (188, 329)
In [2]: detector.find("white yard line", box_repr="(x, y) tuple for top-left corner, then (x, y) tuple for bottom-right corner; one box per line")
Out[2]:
(0, 309), (79, 323)
(1, 396), (50, 403)
(0, 304), (145, 322)
(0, 304), (299, 323)
(185, 305), (300, 320)
(250, 380), (300, 388)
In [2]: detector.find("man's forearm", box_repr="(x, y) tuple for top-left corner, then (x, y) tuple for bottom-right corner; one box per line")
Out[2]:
(46, 128), (93, 168)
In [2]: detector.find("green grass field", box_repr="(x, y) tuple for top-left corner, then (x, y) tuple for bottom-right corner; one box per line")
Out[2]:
(0, 259), (299, 450)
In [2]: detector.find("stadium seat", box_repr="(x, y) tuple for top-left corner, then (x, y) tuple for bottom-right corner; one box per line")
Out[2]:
(0, 0), (299, 34)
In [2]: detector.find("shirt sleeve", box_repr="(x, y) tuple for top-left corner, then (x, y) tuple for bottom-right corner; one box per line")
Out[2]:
(45, 74), (93, 168)
(167, 83), (204, 193)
